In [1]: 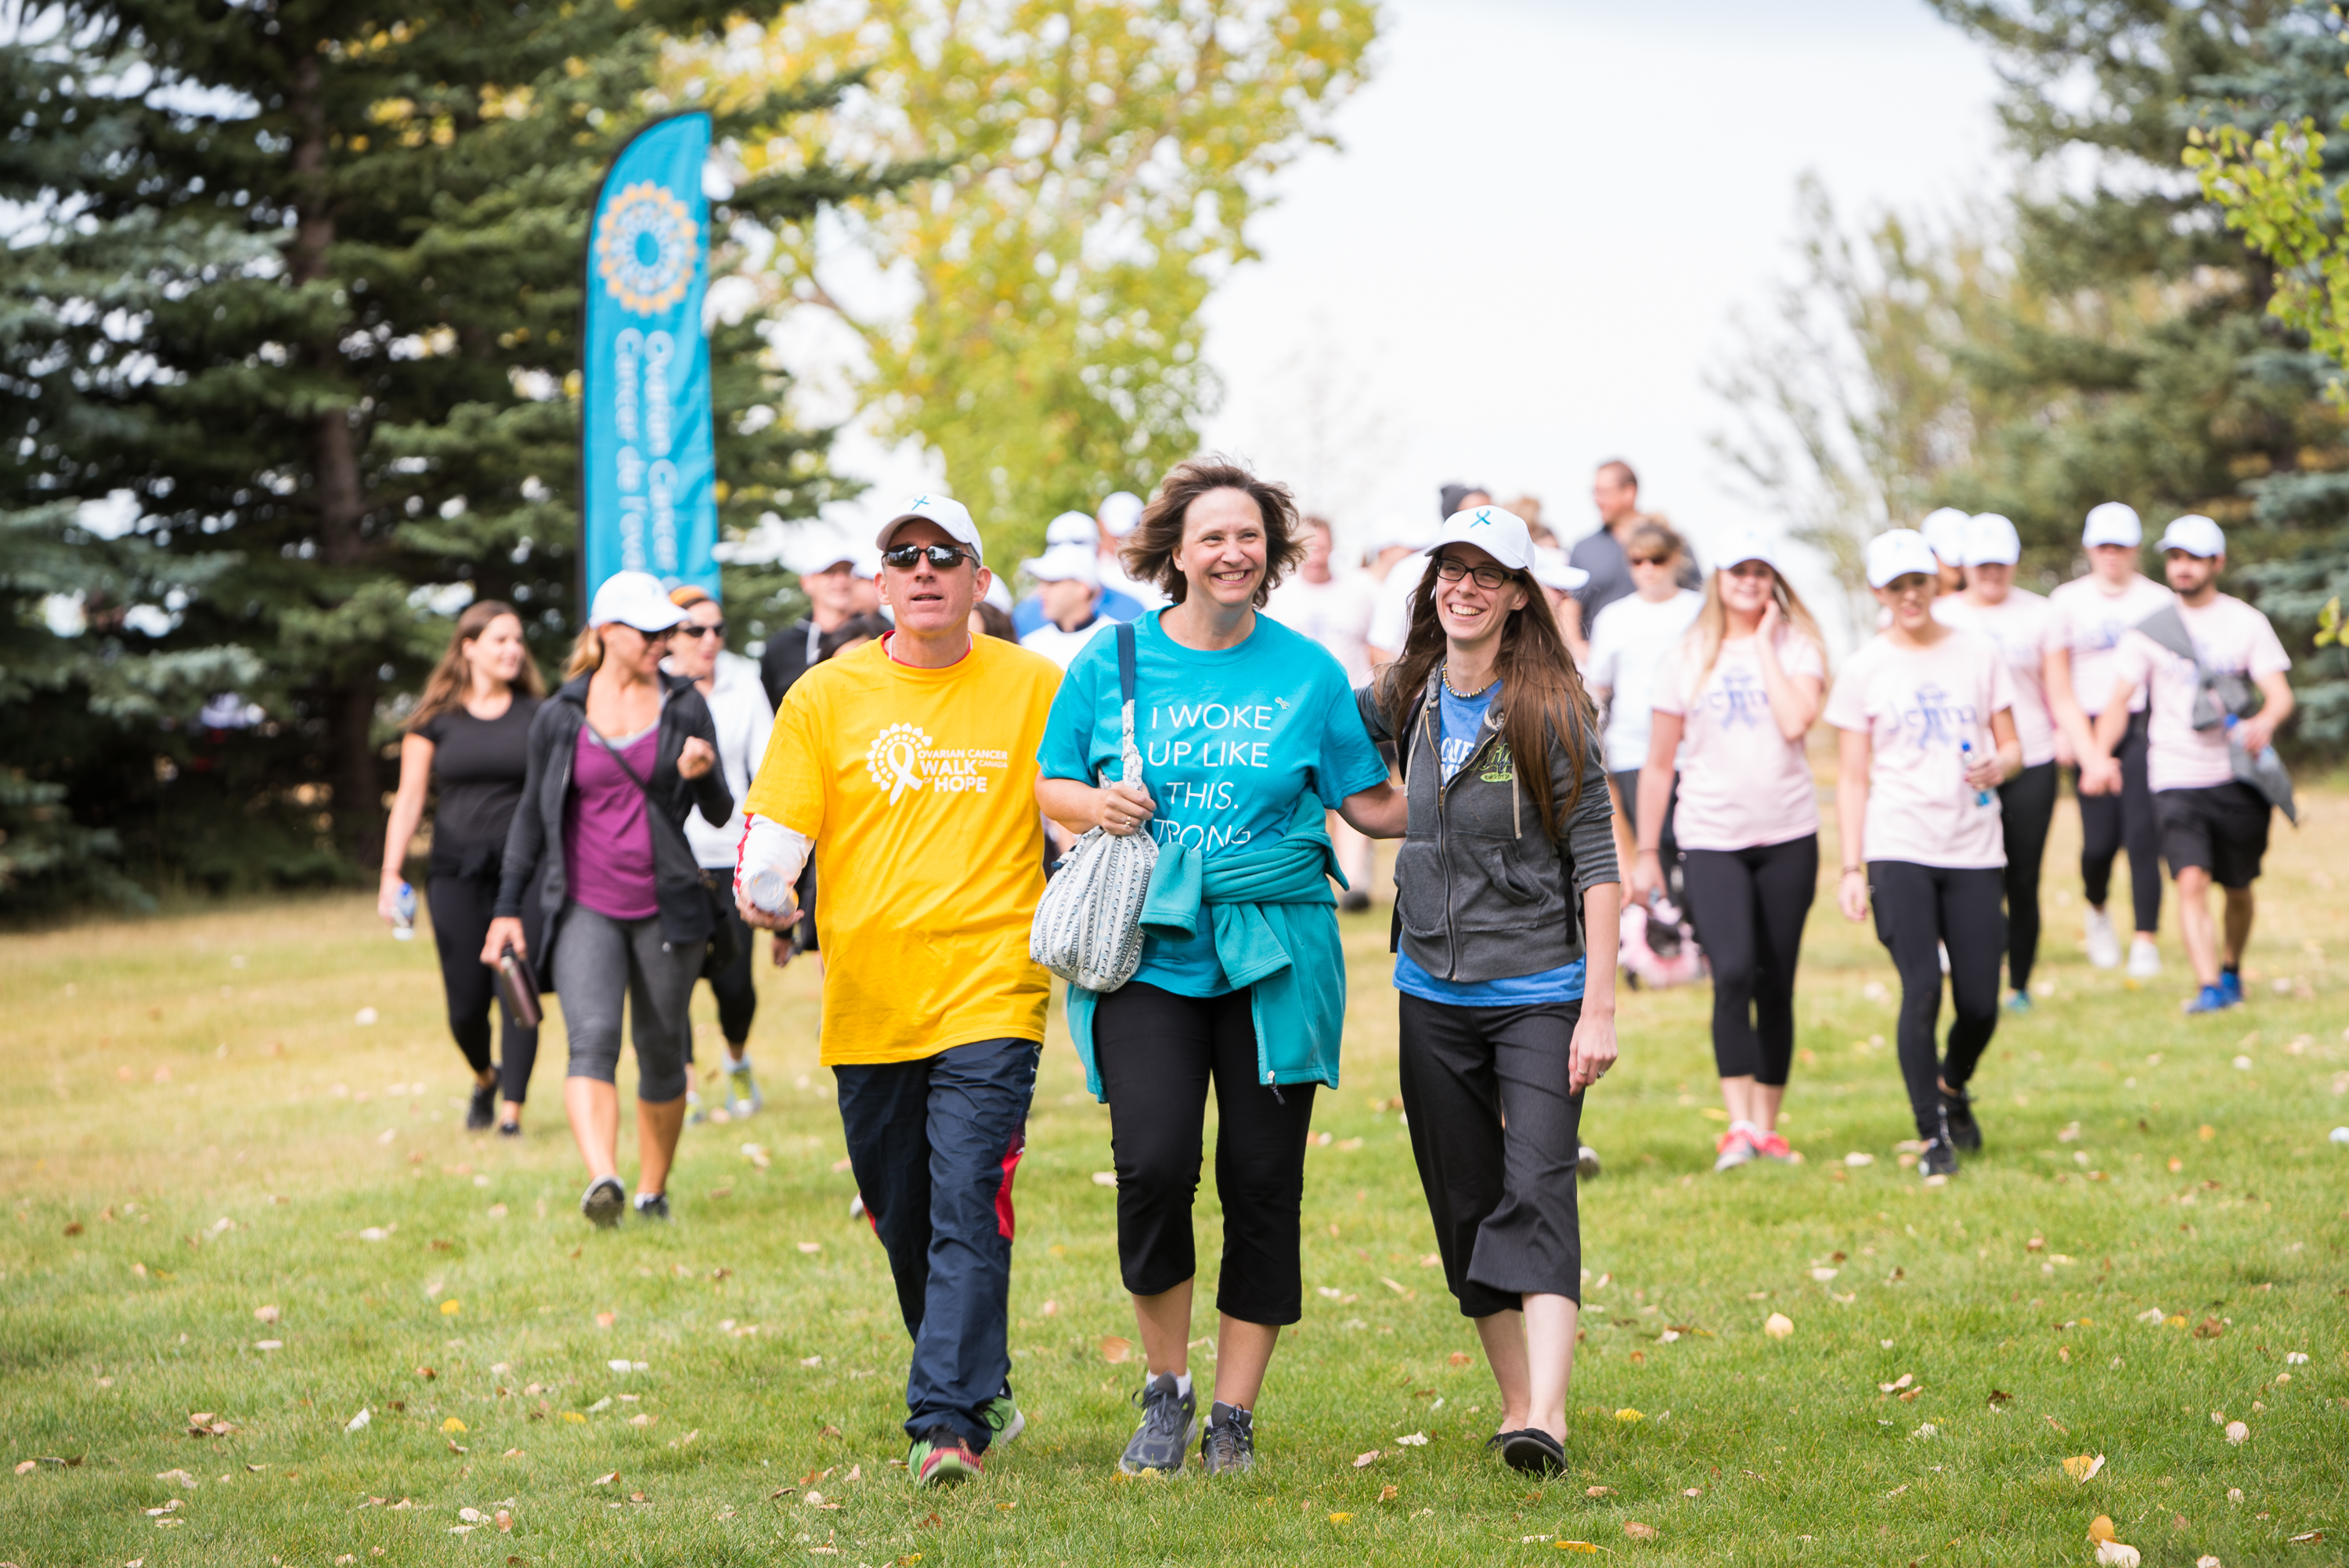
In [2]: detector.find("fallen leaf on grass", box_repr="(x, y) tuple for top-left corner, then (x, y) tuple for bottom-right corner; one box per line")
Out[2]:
(1625, 1521), (1658, 1540)
(1099, 1336), (1134, 1364)
(1615, 1409), (1644, 1423)
(1395, 1432), (1427, 1447)
(627, 1414), (655, 1429)
(1377, 1484), (1398, 1502)
(2225, 1422), (2248, 1445)
(2044, 1415), (2069, 1436)
(594, 1472), (619, 1486)
(253, 1305), (280, 1325)
(2196, 1557), (2221, 1568)
(1880, 1374), (1914, 1393)
(2094, 1541), (2141, 1567)
(1763, 1313), (1794, 1339)
(2289, 1531), (2326, 1545)
(143, 1500), (184, 1516)
(1556, 1543), (1600, 1553)
(1327, 1512), (1352, 1524)
(1586, 1486), (1616, 1497)
(442, 1418), (467, 1434)
(153, 1469), (198, 1488)
(1353, 1450), (1380, 1468)
(2089, 1516), (2118, 1542)
(2196, 1318), (2226, 1339)
(344, 1409), (371, 1434)
(2063, 1454), (2106, 1483)
(1447, 1351), (1472, 1367)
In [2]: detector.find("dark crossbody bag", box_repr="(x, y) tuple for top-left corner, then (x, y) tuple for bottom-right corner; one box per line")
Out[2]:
(580, 716), (738, 972)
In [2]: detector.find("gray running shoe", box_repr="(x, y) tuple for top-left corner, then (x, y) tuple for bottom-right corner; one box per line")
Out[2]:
(1576, 1145), (1603, 1180)
(1200, 1400), (1254, 1475)
(1117, 1373), (1196, 1476)
(580, 1176), (626, 1228)
(632, 1191), (670, 1221)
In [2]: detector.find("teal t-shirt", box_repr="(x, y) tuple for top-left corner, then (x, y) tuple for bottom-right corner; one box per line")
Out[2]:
(1037, 609), (1390, 995)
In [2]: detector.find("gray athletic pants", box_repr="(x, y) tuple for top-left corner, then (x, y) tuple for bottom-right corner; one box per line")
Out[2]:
(552, 904), (698, 1103)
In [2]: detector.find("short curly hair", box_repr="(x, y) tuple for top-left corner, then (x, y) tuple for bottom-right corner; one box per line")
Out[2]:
(1119, 456), (1305, 609)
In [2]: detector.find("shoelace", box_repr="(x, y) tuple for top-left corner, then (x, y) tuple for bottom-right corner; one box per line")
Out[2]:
(1135, 1381), (1188, 1439)
(1203, 1413), (1251, 1465)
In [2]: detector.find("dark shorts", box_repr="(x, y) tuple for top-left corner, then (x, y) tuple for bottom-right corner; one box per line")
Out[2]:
(2154, 782), (2271, 889)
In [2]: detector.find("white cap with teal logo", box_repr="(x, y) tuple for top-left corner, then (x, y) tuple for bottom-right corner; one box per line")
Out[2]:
(1432, 506), (1536, 571)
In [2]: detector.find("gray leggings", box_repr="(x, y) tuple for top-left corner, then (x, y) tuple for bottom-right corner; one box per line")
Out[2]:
(552, 905), (698, 1103)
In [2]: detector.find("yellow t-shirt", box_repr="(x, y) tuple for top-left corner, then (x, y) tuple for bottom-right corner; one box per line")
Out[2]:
(743, 634), (1062, 1065)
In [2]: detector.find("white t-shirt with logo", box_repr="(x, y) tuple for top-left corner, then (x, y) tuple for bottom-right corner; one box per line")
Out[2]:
(1019, 616), (1114, 672)
(2109, 594), (2292, 794)
(1652, 629), (1826, 852)
(1933, 589), (2059, 769)
(1824, 630), (2016, 869)
(1586, 589), (1702, 773)
(2048, 573), (2174, 717)
(1265, 570), (1377, 686)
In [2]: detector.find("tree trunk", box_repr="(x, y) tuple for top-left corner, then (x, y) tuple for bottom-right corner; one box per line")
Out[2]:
(286, 47), (381, 870)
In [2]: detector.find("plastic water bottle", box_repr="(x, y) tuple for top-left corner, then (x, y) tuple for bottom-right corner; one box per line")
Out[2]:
(743, 866), (791, 914)
(1958, 741), (1992, 808)
(391, 881), (417, 940)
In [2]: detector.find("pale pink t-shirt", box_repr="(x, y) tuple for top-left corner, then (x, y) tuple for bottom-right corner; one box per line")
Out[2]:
(2048, 573), (2174, 717)
(1934, 589), (2059, 768)
(1824, 630), (2016, 869)
(2109, 594), (2291, 794)
(1652, 629), (1825, 851)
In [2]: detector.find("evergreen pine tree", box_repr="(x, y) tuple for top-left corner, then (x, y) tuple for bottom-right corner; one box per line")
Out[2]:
(0, 1), (888, 903)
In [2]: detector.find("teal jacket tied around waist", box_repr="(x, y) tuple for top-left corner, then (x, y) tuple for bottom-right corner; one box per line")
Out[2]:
(1066, 795), (1348, 1099)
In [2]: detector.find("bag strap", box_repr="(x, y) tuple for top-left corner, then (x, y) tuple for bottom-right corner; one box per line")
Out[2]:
(582, 712), (664, 805)
(1114, 620), (1142, 787)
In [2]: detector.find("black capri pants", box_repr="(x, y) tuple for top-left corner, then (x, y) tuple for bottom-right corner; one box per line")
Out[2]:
(1998, 762), (2058, 993)
(1867, 860), (2004, 1140)
(2075, 709), (2160, 935)
(426, 873), (543, 1103)
(1677, 834), (1816, 1086)
(1396, 994), (1585, 1318)
(697, 891), (758, 1048)
(1092, 982), (1319, 1326)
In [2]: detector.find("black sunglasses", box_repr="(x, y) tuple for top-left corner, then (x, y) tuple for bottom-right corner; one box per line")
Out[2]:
(673, 622), (726, 640)
(881, 543), (975, 571)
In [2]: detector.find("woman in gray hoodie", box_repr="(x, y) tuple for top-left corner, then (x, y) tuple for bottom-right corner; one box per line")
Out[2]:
(1355, 504), (1621, 1478)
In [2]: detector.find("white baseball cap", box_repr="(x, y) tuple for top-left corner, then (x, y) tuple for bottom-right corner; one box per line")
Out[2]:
(588, 569), (690, 633)
(1530, 546), (1590, 594)
(2156, 513), (2225, 558)
(1865, 528), (1940, 589)
(876, 492), (985, 568)
(1045, 510), (1098, 548)
(1712, 526), (1781, 573)
(1962, 513), (2022, 568)
(1369, 514), (1428, 553)
(1919, 507), (1972, 565)
(1097, 492), (1146, 538)
(1432, 505), (1536, 572)
(796, 538), (860, 575)
(1022, 542), (1099, 586)
(850, 547), (882, 581)
(983, 574), (1014, 612)
(2082, 501), (2142, 549)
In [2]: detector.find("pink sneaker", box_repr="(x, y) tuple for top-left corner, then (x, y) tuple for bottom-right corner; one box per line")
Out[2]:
(1712, 1127), (1757, 1171)
(1749, 1129), (1795, 1162)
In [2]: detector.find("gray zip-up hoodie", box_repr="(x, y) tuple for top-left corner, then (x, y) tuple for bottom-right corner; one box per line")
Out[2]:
(1357, 667), (1618, 984)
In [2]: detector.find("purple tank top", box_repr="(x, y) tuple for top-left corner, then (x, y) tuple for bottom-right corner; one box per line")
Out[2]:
(565, 724), (660, 921)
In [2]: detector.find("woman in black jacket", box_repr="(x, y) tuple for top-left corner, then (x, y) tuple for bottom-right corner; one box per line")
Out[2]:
(1355, 506), (1621, 1478)
(482, 571), (732, 1228)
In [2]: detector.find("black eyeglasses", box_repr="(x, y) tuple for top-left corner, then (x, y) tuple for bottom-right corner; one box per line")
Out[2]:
(881, 543), (975, 571)
(674, 622), (726, 640)
(1434, 556), (1516, 591)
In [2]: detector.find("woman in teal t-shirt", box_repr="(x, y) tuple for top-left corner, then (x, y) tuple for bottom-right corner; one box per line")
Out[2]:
(1037, 458), (1398, 1480)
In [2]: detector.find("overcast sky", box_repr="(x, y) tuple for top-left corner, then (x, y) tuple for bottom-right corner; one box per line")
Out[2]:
(1193, 0), (2007, 591)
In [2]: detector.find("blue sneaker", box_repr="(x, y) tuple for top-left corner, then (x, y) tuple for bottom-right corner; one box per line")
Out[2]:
(2183, 985), (2234, 1015)
(2004, 990), (2033, 1015)
(2217, 968), (2244, 1006)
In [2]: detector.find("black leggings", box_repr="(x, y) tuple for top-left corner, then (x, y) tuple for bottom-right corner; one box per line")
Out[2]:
(1867, 860), (2004, 1139)
(2075, 710), (2160, 935)
(1092, 982), (1319, 1327)
(1998, 762), (2058, 992)
(426, 874), (543, 1103)
(1679, 834), (1817, 1086)
(696, 893), (757, 1050)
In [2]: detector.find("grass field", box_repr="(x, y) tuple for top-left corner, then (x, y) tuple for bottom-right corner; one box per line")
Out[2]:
(3, 795), (2346, 1567)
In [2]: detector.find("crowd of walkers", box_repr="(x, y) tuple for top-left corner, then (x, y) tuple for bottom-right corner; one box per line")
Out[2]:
(375, 452), (2298, 1490)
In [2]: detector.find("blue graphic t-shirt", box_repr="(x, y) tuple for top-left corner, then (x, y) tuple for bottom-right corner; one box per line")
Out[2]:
(1400, 674), (1586, 1004)
(1038, 609), (1391, 995)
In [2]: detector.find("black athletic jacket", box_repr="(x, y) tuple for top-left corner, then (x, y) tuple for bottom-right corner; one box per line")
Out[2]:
(494, 672), (732, 977)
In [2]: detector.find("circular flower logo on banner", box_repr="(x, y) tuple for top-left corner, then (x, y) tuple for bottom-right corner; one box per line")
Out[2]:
(596, 180), (697, 315)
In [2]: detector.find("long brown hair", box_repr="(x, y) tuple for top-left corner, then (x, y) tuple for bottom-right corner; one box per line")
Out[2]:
(406, 600), (545, 730)
(1120, 455), (1305, 608)
(1378, 553), (1593, 839)
(1679, 561), (1826, 701)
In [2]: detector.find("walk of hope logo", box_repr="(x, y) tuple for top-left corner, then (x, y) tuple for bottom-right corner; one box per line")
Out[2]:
(866, 723), (1006, 806)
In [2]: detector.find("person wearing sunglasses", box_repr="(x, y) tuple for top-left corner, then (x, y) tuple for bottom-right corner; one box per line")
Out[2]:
(1633, 530), (1827, 1171)
(662, 586), (776, 1120)
(1037, 458), (1397, 1479)
(734, 496), (1064, 1490)
(1352, 504), (1620, 1477)
(1826, 529), (2022, 1182)
(480, 570), (731, 1226)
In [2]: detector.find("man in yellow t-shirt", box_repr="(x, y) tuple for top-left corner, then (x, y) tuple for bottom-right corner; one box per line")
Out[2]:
(736, 494), (1062, 1490)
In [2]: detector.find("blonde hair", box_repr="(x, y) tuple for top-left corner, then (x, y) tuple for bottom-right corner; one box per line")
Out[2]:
(1677, 561), (1825, 701)
(406, 601), (545, 730)
(563, 624), (604, 680)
